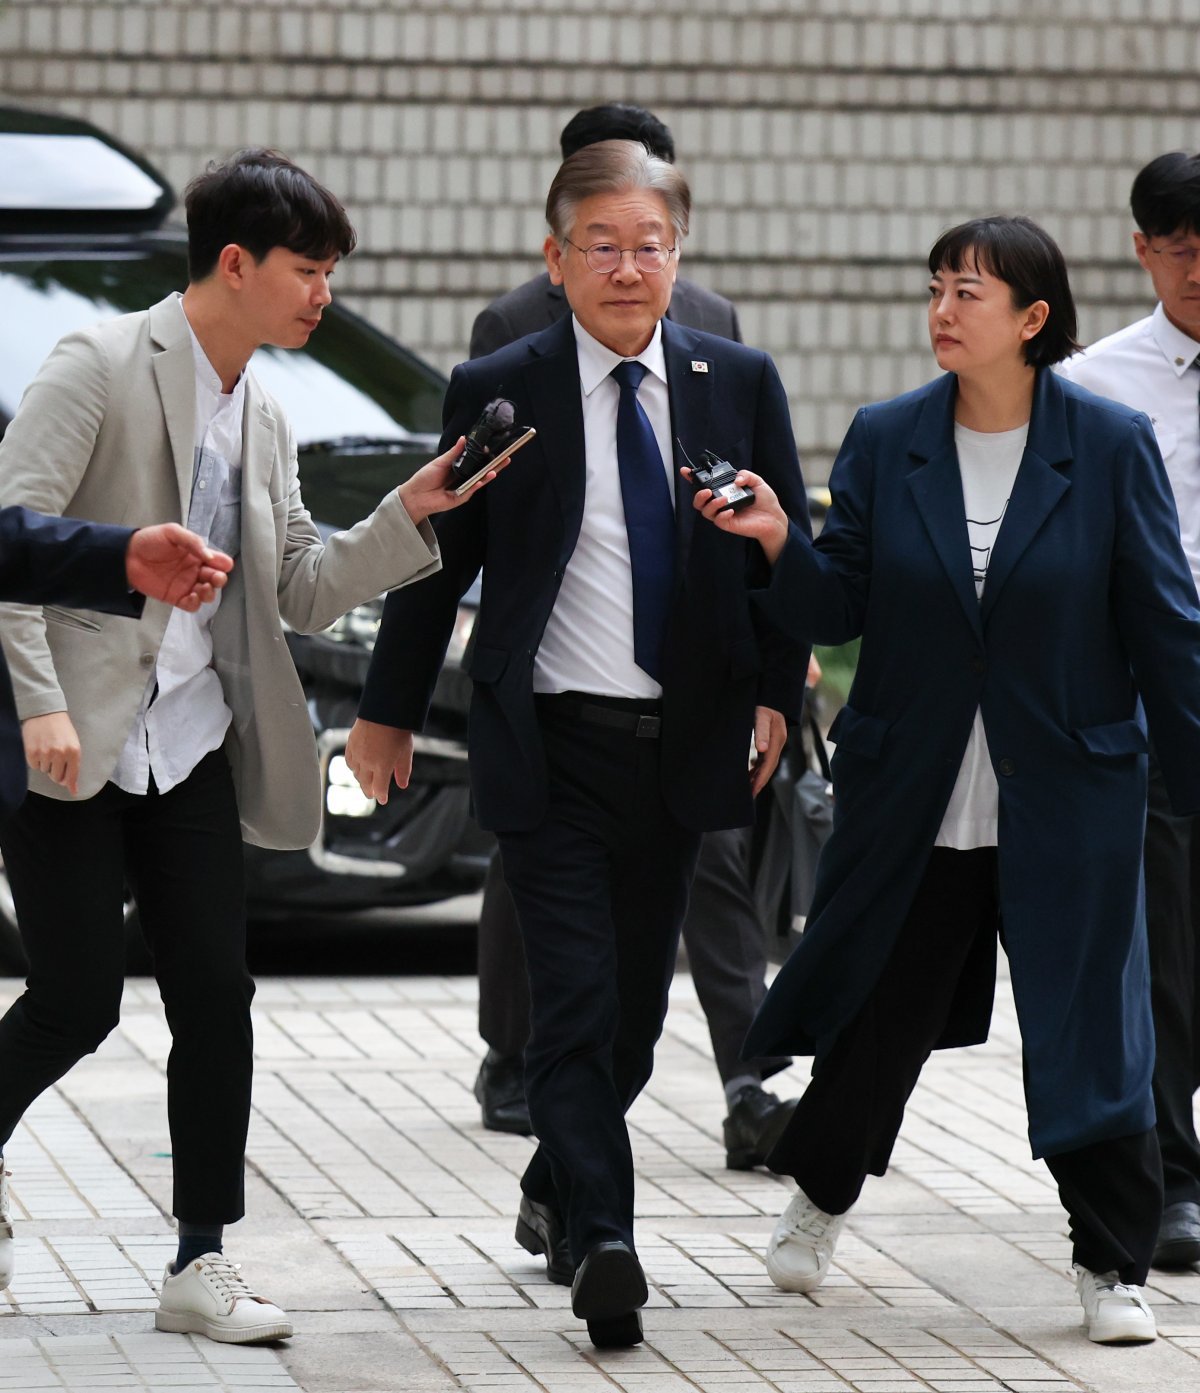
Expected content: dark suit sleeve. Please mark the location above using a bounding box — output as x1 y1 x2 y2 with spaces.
1111 414 1200 814
0 506 143 617
357 365 489 731
748 356 811 720
754 407 874 649
727 303 743 345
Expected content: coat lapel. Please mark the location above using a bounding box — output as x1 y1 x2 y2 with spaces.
148 295 197 520
662 318 709 578
979 369 1072 623
905 375 983 641
521 316 587 559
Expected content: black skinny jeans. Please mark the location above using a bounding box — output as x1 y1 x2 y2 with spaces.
0 749 253 1223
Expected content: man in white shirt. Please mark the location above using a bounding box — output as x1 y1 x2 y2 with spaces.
1059 150 1200 1270
0 149 483 1341
345 140 810 1348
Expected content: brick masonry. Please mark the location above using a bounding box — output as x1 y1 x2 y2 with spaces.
2 0 1197 479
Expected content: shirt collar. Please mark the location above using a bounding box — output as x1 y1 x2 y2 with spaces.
572 316 667 397
1150 301 1200 378
180 299 245 401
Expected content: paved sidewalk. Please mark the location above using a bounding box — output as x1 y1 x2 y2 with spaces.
1 959 1199 1393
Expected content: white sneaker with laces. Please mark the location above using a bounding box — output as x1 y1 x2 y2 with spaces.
156 1252 293 1344
0 1164 13 1290
1073 1265 1156 1344
765 1189 847 1292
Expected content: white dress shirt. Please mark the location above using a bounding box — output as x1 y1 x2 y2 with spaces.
112 309 242 794
533 316 676 698
935 422 1027 850
1058 302 1200 594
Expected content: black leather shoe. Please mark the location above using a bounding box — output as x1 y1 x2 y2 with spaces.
1153 1199 1200 1269
515 1195 574 1286
722 1084 798 1171
571 1241 648 1348
473 1050 532 1135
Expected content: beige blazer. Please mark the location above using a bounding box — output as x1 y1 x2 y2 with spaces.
0 293 441 849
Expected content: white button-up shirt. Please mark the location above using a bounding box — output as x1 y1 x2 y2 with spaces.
532 316 676 699
111 309 243 795
1058 302 1200 592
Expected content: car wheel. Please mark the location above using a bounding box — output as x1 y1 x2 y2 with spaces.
0 849 144 975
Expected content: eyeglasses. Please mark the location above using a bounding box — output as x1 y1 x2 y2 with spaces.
1147 241 1200 269
564 239 677 275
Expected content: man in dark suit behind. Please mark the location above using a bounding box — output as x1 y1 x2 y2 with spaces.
345 140 809 1348
469 103 798 1173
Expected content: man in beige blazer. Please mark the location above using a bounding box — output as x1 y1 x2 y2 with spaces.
0 149 481 1344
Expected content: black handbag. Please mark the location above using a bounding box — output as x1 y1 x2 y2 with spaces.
754 709 834 955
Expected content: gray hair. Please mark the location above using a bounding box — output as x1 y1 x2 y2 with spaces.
545 139 691 245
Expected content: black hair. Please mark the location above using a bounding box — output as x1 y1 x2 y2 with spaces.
927 215 1079 368
183 148 356 282
559 104 676 162
1130 152 1200 239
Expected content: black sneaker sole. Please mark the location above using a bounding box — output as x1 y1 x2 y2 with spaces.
587 1311 643 1348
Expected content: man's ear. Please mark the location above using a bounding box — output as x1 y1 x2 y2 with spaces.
544 235 565 286
217 243 250 288
1133 231 1152 275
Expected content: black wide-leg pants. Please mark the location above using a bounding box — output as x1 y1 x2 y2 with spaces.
768 846 1162 1286
0 749 253 1223
497 696 700 1264
1144 751 1200 1208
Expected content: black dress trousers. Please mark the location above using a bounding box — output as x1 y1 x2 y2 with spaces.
497 695 701 1263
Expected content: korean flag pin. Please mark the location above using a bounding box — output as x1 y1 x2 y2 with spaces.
691 359 709 373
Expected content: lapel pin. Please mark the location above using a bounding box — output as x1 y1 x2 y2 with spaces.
691 360 709 373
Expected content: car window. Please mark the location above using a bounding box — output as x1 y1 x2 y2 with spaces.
0 247 445 443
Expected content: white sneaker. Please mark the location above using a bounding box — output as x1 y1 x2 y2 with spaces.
0 1164 12 1290
765 1189 847 1292
155 1253 293 1344
1073 1265 1157 1344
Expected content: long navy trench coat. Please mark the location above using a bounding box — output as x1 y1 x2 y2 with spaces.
745 368 1200 1158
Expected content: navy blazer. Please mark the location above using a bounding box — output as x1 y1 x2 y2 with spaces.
0 506 140 817
744 368 1200 1158
359 315 809 834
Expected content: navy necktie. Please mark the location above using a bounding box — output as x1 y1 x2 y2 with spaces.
611 359 675 681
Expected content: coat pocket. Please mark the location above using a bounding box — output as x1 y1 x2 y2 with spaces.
467 644 509 683
1072 718 1148 760
43 605 102 634
827 704 889 759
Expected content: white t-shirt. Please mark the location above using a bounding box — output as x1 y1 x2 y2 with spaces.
935 421 1027 849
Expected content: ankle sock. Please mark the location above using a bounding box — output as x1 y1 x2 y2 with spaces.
173 1222 223 1274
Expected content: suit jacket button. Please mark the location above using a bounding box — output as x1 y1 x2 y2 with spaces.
998 757 1015 776
139 653 154 667
970 656 985 675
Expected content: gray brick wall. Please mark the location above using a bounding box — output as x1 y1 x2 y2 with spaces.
2 0 1196 480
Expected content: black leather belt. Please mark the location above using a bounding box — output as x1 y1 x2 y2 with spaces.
536 693 663 739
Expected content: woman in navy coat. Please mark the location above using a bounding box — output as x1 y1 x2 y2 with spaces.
692 216 1200 1346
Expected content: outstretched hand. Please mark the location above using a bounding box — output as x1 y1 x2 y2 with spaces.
683 467 791 564
125 524 234 611
398 437 502 525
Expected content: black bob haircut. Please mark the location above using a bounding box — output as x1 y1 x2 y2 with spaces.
1130 152 1200 239
927 215 1079 368
184 148 356 283
560 104 675 162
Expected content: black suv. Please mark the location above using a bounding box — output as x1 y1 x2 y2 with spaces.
0 107 492 967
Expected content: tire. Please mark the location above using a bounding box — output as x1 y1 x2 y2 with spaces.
0 848 144 975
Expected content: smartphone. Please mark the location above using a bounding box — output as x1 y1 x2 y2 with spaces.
453 426 537 497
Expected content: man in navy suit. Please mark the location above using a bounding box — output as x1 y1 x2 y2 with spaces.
0 508 232 821
345 139 809 1347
